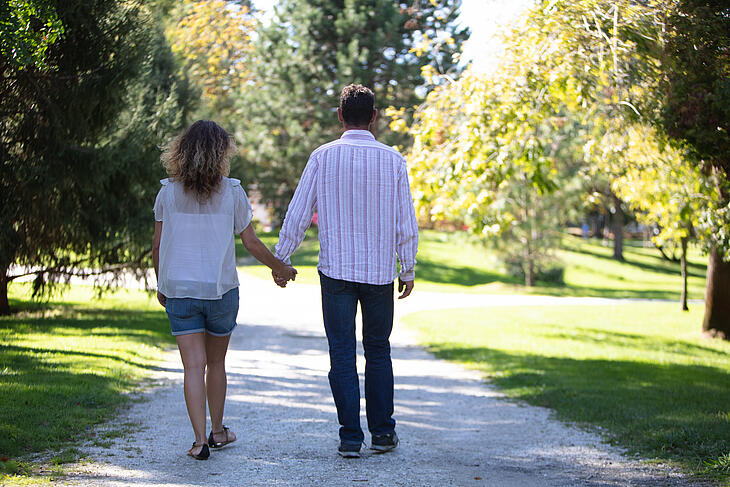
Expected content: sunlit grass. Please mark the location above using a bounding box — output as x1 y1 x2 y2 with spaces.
0 283 173 484
552 237 707 300
403 304 730 482
237 229 707 299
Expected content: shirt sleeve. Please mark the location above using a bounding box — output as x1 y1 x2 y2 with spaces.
395 159 419 281
153 185 165 222
275 155 319 265
233 184 254 234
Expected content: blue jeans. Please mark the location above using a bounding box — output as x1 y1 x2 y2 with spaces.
319 271 396 445
165 287 239 336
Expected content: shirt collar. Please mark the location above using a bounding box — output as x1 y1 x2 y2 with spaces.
341 129 375 140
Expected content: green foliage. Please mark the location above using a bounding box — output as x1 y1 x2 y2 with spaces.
661 0 730 176
607 124 712 252
659 0 730 260
405 0 726 289
236 0 468 218
0 0 63 70
405 303 730 481
50 448 81 465
0 283 174 459
0 459 29 475
0 0 192 308
405 0 633 283
504 257 564 284
164 0 255 123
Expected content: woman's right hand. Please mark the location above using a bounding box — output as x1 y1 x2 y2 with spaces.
156 290 167 307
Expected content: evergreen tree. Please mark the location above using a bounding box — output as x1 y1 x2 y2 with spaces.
0 0 192 314
237 0 468 219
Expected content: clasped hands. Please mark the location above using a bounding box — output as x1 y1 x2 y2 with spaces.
272 262 297 288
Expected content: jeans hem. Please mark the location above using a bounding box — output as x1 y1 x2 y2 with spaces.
205 324 237 337
170 328 205 336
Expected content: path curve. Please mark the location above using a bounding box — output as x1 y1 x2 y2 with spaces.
63 274 702 487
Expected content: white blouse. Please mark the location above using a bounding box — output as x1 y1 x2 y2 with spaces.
154 177 252 300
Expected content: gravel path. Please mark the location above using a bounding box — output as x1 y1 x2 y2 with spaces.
63 274 702 487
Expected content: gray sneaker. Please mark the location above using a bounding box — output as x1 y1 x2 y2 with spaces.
370 432 399 453
338 442 362 458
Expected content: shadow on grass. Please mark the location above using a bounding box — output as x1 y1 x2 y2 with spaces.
522 285 690 300
417 260 695 300
538 327 728 358
0 299 173 458
0 347 142 457
0 344 178 372
561 242 707 279
416 258 522 287
424 341 730 478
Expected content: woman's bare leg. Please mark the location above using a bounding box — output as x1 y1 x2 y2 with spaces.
176 332 208 453
206 333 236 443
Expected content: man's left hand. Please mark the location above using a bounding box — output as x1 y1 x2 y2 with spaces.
398 278 414 299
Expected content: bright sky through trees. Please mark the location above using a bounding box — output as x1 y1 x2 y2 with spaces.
252 0 534 72
460 0 533 72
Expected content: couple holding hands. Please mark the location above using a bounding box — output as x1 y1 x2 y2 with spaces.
152 84 419 460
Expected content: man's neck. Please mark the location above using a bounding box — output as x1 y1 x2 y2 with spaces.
343 125 370 131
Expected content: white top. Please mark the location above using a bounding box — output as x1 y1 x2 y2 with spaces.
275 130 419 285
153 177 252 299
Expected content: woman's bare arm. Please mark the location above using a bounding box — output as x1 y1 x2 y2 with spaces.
239 223 296 284
152 221 166 306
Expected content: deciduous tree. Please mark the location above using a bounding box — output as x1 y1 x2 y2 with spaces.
405 1 651 284
165 0 255 122
610 124 711 310
658 0 730 336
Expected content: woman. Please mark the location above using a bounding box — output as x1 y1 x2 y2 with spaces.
152 120 296 460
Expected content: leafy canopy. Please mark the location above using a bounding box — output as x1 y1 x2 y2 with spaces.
0 0 191 305
236 0 469 217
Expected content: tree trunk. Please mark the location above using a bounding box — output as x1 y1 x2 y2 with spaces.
524 186 535 287
702 246 730 338
0 269 9 316
524 221 535 287
611 192 624 262
525 256 535 287
680 236 688 312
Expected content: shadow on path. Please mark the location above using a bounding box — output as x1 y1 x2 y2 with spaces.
67 317 699 487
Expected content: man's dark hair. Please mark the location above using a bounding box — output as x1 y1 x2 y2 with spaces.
339 84 374 127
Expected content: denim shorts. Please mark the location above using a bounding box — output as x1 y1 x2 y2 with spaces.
165 287 239 337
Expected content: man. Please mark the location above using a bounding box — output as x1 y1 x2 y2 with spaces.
273 84 419 458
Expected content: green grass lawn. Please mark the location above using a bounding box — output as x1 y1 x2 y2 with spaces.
0 283 173 483
554 237 707 300
0 229 711 482
403 304 730 483
237 229 707 299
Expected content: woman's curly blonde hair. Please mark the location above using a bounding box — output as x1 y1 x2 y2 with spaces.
161 120 235 200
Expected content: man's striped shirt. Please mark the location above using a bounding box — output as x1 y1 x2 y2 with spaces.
275 129 419 285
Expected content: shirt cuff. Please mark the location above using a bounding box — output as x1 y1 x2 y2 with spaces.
399 268 415 282
275 252 292 266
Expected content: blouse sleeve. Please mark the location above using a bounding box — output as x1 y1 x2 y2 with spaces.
233 184 253 234
153 181 168 222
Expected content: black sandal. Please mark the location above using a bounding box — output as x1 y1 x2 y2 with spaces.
208 425 236 449
187 441 210 460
